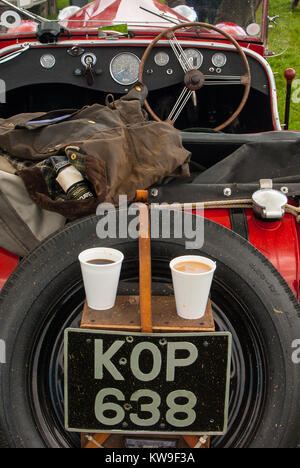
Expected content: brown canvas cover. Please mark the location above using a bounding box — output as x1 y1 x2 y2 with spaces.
0 86 190 255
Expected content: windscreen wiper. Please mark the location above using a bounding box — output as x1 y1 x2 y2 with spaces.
139 6 185 25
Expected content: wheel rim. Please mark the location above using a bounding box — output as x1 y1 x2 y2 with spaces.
28 255 268 448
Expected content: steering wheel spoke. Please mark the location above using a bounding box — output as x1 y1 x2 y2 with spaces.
168 87 193 123
204 75 244 86
168 33 193 73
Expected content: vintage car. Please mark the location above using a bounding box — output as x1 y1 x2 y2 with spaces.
0 0 299 449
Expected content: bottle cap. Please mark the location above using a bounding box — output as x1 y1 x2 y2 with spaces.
50 156 71 175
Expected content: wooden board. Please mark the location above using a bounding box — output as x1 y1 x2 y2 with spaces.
80 295 215 332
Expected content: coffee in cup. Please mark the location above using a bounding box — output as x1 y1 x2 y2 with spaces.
78 247 124 310
173 261 213 274
170 255 216 320
87 259 115 265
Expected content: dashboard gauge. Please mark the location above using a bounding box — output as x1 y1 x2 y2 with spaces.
40 54 56 69
110 53 140 86
154 51 170 67
180 49 203 70
212 53 227 68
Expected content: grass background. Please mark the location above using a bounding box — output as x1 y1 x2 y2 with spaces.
267 0 300 130
56 0 300 130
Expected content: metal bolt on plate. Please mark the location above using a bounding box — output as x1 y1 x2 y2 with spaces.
126 336 134 343
151 188 159 197
281 187 289 194
159 338 167 346
224 188 232 197
123 403 132 411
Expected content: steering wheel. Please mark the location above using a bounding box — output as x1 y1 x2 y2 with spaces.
138 22 251 131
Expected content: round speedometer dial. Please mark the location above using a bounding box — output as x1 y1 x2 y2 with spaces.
110 53 140 86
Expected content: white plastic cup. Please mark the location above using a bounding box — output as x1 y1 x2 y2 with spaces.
170 255 216 320
78 247 124 310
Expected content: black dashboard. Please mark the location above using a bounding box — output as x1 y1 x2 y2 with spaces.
0 43 270 96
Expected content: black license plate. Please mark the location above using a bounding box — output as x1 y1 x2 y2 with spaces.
64 329 232 435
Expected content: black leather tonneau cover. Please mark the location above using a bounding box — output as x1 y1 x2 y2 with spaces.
151 131 300 203
180 131 300 146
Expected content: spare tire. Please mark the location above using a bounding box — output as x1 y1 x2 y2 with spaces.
0 212 299 448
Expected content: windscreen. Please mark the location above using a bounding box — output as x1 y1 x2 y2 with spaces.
185 0 263 29
0 0 266 38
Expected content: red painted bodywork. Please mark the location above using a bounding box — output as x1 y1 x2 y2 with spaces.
8 20 37 34
63 0 195 28
201 209 300 299
215 22 247 37
0 248 19 291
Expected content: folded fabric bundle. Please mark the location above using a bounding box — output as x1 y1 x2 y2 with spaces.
0 85 190 219
0 85 190 255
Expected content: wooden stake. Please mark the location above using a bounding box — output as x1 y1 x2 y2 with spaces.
137 203 152 333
